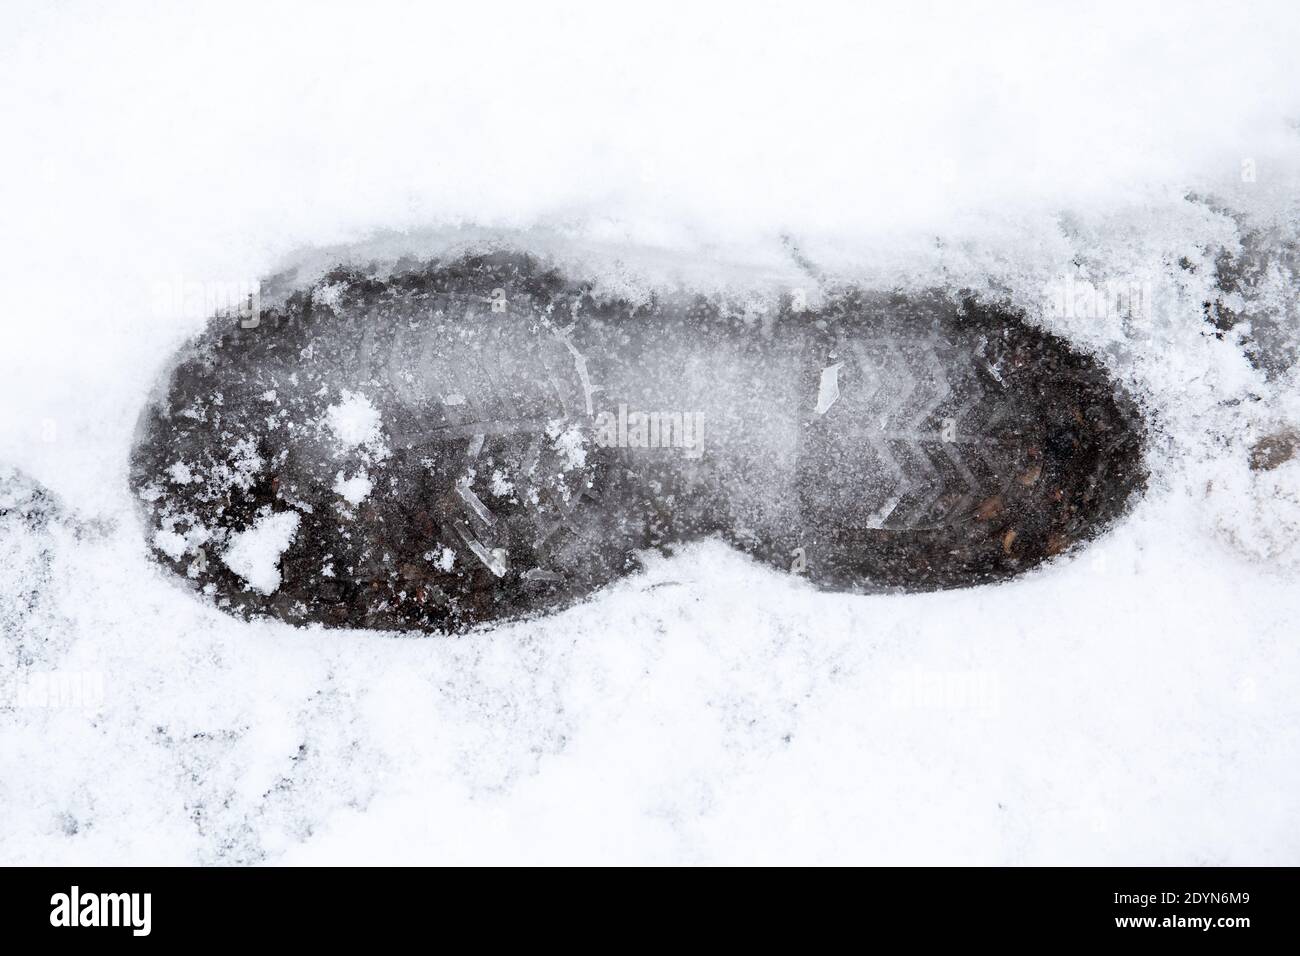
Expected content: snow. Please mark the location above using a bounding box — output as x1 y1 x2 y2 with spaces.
323 391 383 451
152 529 187 562
489 470 515 498
332 471 373 507
548 421 589 471
220 511 302 595
2 0 1300 865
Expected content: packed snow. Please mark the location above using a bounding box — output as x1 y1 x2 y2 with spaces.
221 511 302 595
2 0 1300 864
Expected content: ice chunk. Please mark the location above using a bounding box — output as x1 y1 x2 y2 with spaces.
815 362 844 415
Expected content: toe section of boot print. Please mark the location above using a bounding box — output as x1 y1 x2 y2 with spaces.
792 291 1146 591
130 251 1146 632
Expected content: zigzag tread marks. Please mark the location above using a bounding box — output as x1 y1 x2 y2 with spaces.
414 318 603 584
834 332 1017 530
337 306 548 586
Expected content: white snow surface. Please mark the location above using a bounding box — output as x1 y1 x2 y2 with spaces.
3 0 1300 864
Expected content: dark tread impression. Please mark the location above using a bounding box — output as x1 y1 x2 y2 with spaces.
130 251 1146 632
